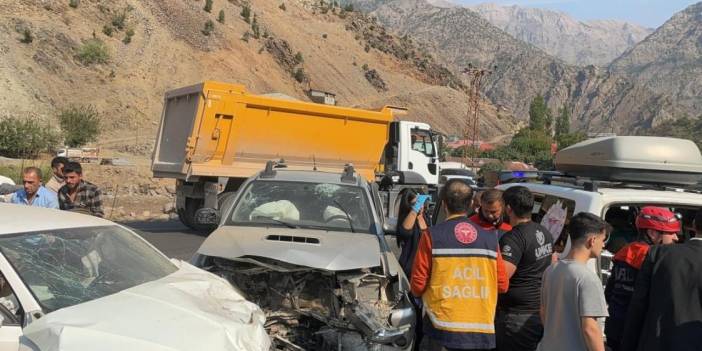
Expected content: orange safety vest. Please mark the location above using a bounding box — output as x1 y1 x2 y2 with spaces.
422 217 500 349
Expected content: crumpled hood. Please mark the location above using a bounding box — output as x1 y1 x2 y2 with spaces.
23 261 270 351
197 226 383 271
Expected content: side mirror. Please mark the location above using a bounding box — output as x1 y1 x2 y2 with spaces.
194 208 220 226
383 218 398 235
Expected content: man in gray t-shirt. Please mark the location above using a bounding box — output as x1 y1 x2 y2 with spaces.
538 213 610 351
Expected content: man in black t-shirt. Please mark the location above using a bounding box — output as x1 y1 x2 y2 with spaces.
496 186 553 351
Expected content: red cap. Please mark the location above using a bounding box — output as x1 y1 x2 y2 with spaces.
635 206 681 233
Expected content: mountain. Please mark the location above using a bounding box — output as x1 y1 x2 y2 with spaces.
610 2 702 117
347 0 677 133
469 3 652 67
0 0 519 151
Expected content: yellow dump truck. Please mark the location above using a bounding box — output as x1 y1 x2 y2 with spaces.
152 81 438 230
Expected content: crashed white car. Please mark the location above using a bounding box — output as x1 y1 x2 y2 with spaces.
192 168 416 350
0 203 269 351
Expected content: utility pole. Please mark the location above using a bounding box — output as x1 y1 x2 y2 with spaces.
462 64 492 166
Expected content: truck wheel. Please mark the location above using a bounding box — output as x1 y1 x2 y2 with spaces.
179 198 215 234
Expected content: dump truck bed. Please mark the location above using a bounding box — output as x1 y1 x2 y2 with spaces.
152 81 394 181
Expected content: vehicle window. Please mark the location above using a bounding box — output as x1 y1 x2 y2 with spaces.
0 273 21 326
603 204 701 253
532 193 576 253
230 181 376 234
0 226 177 313
410 129 435 157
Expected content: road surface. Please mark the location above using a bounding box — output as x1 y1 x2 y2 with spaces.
124 220 206 260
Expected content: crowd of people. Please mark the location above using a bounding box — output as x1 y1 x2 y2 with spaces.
396 179 702 351
4 157 104 217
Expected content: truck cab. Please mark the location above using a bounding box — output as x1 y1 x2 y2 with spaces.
384 121 438 186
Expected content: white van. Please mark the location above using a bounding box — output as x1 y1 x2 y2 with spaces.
498 136 702 284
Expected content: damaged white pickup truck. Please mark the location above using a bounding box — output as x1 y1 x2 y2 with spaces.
192 166 417 350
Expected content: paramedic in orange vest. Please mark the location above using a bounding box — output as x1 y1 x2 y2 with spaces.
412 179 510 351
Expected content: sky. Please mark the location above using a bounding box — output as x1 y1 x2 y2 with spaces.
456 0 700 28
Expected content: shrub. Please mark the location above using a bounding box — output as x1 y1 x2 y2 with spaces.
218 10 225 23
294 67 306 83
76 39 109 65
102 24 114 37
361 63 369 71
344 3 353 12
111 11 127 30
204 0 213 13
58 105 101 147
279 3 286 11
251 15 260 38
68 0 79 8
202 20 215 36
0 116 60 158
123 28 134 44
294 51 303 64
241 5 251 23
20 28 33 44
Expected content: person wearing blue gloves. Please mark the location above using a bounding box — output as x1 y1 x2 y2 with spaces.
396 189 431 351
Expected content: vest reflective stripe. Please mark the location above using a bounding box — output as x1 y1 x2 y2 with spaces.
432 248 498 258
422 219 500 348
426 310 495 332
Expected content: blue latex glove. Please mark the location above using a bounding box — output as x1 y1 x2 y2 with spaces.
412 195 430 213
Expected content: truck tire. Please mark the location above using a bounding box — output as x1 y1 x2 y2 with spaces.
179 198 216 234
179 194 236 236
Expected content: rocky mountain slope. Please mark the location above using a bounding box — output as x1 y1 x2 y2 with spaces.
469 3 652 67
610 2 702 116
0 0 520 151
348 0 677 133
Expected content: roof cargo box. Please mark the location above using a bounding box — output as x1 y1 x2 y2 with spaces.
554 136 702 186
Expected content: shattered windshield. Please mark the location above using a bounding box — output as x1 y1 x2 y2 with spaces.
230 181 376 234
0 226 177 313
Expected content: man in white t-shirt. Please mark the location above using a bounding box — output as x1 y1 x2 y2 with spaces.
538 213 610 351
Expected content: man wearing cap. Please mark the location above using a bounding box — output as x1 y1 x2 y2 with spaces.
604 206 680 351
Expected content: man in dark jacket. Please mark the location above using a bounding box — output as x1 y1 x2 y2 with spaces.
604 207 680 350
619 210 702 351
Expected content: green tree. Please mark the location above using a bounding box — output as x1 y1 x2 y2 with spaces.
344 3 353 11
528 95 549 131
218 9 225 23
68 0 79 8
122 28 134 44
555 106 571 137
294 51 304 64
241 5 251 23
0 117 59 158
204 0 213 13
58 105 101 147
556 132 587 150
279 3 286 10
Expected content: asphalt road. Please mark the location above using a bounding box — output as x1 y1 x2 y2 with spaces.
123 220 206 261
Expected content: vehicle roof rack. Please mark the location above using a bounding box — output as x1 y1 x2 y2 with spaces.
260 160 277 179
541 172 702 194
341 164 357 183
